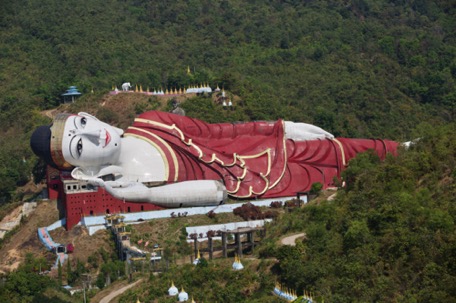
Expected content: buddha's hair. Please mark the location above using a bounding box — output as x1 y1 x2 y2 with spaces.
30 113 74 170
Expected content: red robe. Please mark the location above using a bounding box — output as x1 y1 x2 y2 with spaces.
125 111 398 199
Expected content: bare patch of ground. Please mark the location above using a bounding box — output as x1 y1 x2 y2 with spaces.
0 205 23 226
49 225 114 265
0 200 59 274
280 233 306 246
0 199 114 274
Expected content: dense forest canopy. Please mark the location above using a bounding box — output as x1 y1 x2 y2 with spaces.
0 1 454 199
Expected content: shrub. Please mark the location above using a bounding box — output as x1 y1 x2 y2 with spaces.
233 203 265 220
310 182 323 195
284 199 300 208
206 230 216 238
270 201 283 208
264 210 278 219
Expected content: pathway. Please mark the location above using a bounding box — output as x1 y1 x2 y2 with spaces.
99 279 143 303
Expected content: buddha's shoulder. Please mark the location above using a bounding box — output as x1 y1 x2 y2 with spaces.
121 136 159 153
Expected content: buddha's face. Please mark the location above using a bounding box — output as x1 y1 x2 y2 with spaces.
61 112 123 169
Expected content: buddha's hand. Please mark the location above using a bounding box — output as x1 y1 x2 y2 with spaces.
85 177 143 190
85 177 106 188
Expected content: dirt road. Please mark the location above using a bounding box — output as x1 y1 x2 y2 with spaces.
98 279 143 303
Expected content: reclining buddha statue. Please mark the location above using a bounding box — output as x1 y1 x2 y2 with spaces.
30 111 398 208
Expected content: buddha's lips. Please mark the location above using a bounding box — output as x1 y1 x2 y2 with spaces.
104 130 111 148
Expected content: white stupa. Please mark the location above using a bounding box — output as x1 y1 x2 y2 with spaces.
178 287 189 302
168 281 178 296
232 254 244 271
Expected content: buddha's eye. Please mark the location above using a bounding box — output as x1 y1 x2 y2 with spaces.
80 117 87 128
77 139 83 156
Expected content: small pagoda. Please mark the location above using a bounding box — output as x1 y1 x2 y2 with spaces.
62 86 82 103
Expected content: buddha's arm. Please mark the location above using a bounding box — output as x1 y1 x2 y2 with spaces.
88 179 227 208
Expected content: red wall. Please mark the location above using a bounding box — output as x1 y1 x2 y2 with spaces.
63 189 163 229
46 166 62 200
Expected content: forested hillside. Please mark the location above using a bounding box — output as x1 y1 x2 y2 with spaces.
0 1 454 201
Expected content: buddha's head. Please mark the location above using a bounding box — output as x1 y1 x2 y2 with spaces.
31 112 123 172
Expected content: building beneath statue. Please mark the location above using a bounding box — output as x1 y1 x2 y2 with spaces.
47 166 163 230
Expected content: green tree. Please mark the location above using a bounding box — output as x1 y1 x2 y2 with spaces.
96 272 105 290
66 257 73 285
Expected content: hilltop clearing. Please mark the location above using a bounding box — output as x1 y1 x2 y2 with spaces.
40 90 242 129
